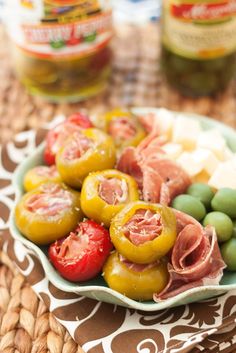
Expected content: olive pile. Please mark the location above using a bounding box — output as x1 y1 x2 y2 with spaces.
172 184 236 271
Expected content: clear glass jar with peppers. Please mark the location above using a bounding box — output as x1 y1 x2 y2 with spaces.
5 1 113 102
161 0 236 97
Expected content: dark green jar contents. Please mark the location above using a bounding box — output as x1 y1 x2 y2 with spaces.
161 46 236 97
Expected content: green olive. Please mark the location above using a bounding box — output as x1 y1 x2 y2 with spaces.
169 55 196 74
172 194 206 221
184 72 219 96
161 45 234 97
232 220 236 238
187 183 215 209
211 188 236 218
221 238 236 271
201 57 226 72
203 212 233 243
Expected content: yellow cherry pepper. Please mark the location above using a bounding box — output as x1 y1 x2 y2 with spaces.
99 108 146 151
56 128 116 189
103 251 169 301
15 182 83 245
23 165 61 192
81 169 140 227
110 201 177 264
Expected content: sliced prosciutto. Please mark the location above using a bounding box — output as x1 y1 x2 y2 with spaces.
26 183 73 217
44 113 93 165
117 134 191 205
98 177 128 205
108 118 137 143
154 211 226 301
62 132 93 161
123 209 163 246
116 147 143 188
145 158 191 202
138 112 159 134
34 165 59 178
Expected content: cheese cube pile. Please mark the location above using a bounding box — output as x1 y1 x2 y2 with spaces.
208 158 236 190
162 143 183 160
177 149 220 177
149 110 236 189
197 129 227 160
172 116 201 150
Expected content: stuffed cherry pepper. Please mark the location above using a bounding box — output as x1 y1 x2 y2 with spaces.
56 128 116 189
100 108 146 151
44 112 93 165
81 169 139 227
23 165 61 192
103 252 169 300
110 201 177 264
15 182 83 245
49 220 113 282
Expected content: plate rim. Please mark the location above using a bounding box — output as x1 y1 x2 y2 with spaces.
9 108 236 311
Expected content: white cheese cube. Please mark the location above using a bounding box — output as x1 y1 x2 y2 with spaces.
177 148 220 177
223 146 235 161
193 148 220 175
208 159 236 190
155 108 175 137
177 152 203 177
197 129 226 160
172 116 201 149
162 143 183 160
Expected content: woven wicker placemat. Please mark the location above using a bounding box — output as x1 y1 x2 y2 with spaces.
0 23 235 144
0 21 236 353
0 251 84 353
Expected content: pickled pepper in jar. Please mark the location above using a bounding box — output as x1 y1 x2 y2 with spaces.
6 0 113 102
161 1 236 97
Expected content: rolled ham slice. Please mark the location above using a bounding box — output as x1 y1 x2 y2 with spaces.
116 147 143 188
26 183 73 217
123 209 163 246
98 177 128 205
117 135 190 205
62 132 93 161
108 117 137 142
154 211 226 301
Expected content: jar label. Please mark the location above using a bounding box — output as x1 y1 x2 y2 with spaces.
6 0 112 59
163 0 236 59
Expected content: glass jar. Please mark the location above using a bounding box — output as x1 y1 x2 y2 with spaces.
5 0 113 102
161 0 236 97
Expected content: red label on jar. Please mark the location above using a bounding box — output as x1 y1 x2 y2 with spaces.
6 0 112 59
22 11 112 45
163 0 236 60
171 1 236 20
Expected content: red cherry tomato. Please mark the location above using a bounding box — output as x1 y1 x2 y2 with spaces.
48 220 113 282
44 113 93 165
67 113 93 129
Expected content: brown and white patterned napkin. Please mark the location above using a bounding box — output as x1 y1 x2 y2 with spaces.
1 125 236 353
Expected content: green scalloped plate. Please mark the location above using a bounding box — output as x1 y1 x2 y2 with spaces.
9 108 236 311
